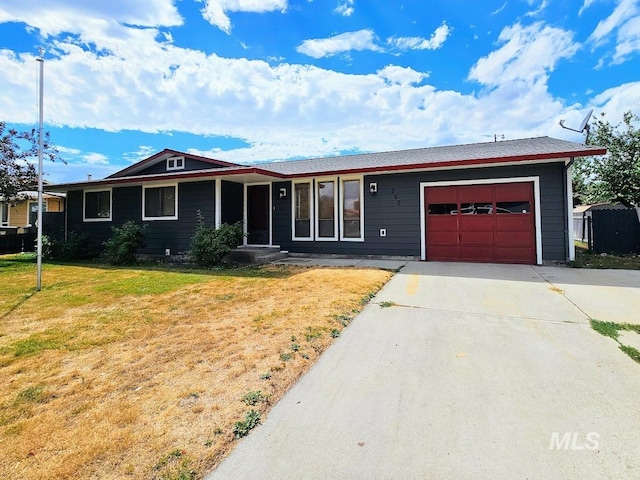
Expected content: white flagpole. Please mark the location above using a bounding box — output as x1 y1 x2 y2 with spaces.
36 55 44 291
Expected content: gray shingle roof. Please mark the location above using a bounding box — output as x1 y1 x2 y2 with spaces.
258 136 604 176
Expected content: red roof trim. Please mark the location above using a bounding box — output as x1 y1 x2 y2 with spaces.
108 148 242 178
283 149 607 178
57 167 285 189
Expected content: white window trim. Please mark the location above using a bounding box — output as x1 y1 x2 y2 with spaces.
1 201 9 226
83 188 112 222
142 183 178 221
166 156 185 171
243 182 273 247
419 177 542 265
339 175 365 242
292 179 314 241
315 177 339 241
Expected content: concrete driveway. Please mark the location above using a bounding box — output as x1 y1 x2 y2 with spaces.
207 262 640 480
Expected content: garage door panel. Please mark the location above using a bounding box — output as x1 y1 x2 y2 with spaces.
425 181 536 265
428 245 459 259
494 183 532 201
460 216 494 232
426 187 457 203
495 231 531 247
460 231 494 245
496 215 532 232
460 246 494 261
458 185 493 203
429 231 459 244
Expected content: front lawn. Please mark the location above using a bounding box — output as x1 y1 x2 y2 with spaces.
573 241 640 269
0 255 392 479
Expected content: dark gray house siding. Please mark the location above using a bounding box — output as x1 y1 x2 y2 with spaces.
272 181 292 246
134 158 225 176
67 181 216 255
275 163 568 262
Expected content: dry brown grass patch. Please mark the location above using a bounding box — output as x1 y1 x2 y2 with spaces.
0 257 391 479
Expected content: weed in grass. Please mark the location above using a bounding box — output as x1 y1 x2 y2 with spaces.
290 342 300 352
305 327 323 342
259 372 271 380
233 410 261 438
301 353 310 360
590 320 620 340
620 345 640 364
379 301 396 308
360 292 376 305
330 329 340 338
334 314 352 326
12 335 64 357
280 353 292 362
155 449 195 480
240 390 267 406
214 427 223 435
16 385 46 404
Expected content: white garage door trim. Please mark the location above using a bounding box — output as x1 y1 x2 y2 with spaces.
419 176 542 265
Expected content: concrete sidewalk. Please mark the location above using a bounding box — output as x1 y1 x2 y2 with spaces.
207 262 640 480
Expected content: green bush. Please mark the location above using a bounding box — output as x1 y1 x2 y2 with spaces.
189 214 244 268
42 231 101 261
103 221 147 265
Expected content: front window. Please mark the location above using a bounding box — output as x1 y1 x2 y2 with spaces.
317 180 336 239
143 185 177 220
341 179 363 240
1 202 8 226
293 182 312 239
84 190 111 221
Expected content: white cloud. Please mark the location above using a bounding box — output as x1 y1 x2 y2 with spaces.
612 14 640 62
0 4 630 180
492 2 508 15
199 0 288 34
334 0 354 16
468 22 578 88
589 0 639 45
0 0 182 36
579 0 596 16
388 22 451 51
525 0 549 17
297 29 382 58
124 146 157 163
83 152 109 165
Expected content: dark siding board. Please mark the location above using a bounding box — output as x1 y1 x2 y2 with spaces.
66 182 216 256
221 181 243 225
272 181 291 246
140 182 215 254
137 158 226 176
275 163 568 261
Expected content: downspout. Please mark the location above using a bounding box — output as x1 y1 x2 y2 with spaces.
565 158 575 262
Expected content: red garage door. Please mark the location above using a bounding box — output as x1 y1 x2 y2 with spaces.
425 182 536 264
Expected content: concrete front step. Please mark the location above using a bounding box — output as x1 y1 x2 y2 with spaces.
226 247 288 265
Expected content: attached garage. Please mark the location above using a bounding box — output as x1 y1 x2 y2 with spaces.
422 179 540 264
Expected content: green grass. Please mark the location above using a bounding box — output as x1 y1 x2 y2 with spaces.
573 242 640 270
590 319 640 364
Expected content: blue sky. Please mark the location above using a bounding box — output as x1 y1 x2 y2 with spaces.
1 0 639 183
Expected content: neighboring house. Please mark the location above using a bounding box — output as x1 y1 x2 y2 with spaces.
50 138 605 265
0 192 65 232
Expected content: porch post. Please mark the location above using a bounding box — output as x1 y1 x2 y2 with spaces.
215 178 222 229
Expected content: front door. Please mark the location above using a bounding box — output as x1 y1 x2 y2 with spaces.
247 185 270 245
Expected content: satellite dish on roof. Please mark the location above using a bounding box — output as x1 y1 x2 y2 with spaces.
559 109 593 143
